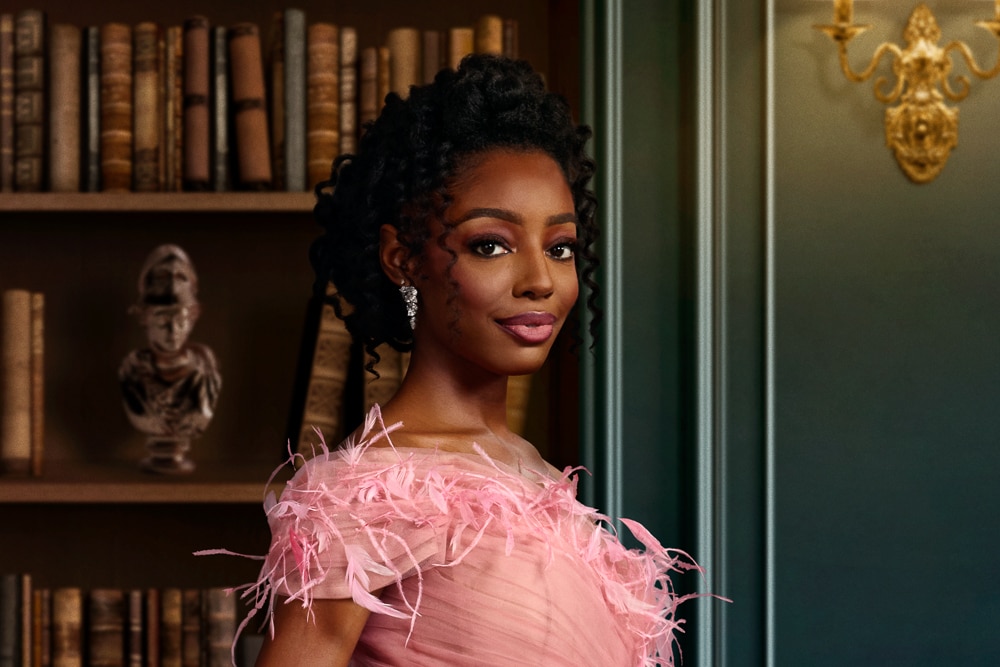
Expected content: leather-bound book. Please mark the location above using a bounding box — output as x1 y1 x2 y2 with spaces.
28 292 43 477
474 14 503 55
228 22 272 189
211 26 229 192
338 26 357 157
99 22 132 192
179 590 199 667
133 22 162 191
1 289 31 475
201 589 234 667
48 24 81 192
182 16 210 190
163 26 183 192
159 588 181 667
306 22 338 190
376 46 389 114
144 589 160 667
51 588 82 667
126 590 143 667
359 46 377 127
1 13 14 191
88 589 125 667
82 26 100 192
282 8 306 192
447 27 473 69
422 30 444 84
13 9 46 192
503 18 519 58
266 11 285 190
385 27 419 99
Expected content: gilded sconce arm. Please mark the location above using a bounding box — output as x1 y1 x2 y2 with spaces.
837 40 905 102
942 33 1000 100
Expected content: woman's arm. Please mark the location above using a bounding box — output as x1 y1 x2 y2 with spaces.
254 597 372 667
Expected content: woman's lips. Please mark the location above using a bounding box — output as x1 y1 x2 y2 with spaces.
496 312 557 344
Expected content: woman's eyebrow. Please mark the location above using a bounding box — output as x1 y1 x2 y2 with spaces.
452 207 578 226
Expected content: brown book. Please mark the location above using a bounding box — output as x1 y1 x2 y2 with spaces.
211 26 229 192
266 11 285 190
503 18 519 59
82 26 100 192
377 46 390 115
385 27 419 99
359 46 377 128
282 8 306 192
144 589 160 667
447 27 473 69
28 292 42 478
338 27 357 157
179 590 199 667
158 588 180 667
32 588 50 667
48 24 81 192
19 574 30 667
421 30 444 84
296 291 352 455
474 15 503 55
13 9 46 192
182 16 210 190
228 23 272 189
1 13 17 192
163 26 183 192
99 23 132 192
1 289 31 475
306 22 338 190
126 591 142 667
88 589 124 667
201 589 234 667
133 22 162 192
51 588 82 667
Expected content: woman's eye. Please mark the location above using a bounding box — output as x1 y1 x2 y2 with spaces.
548 242 576 261
470 238 510 257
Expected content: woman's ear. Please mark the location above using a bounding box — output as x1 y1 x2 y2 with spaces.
379 224 410 285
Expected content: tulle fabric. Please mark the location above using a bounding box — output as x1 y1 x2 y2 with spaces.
219 406 701 666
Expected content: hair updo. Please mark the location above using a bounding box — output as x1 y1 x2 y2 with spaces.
310 53 599 364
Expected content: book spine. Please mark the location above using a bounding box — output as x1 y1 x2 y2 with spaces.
160 588 181 667
179 590 199 667
421 30 443 85
88 589 124 667
359 46 377 128
1 290 31 475
1 574 20 667
385 27 419 99
99 23 132 193
29 292 43 478
133 22 162 192
126 591 142 667
32 588 50 667
296 293 352 454
306 22 338 191
50 588 81 667
228 23 272 190
266 11 285 191
474 14 504 55
201 589 234 667
283 8 306 192
144 589 160 667
377 47 389 113
502 18 519 59
1 14 16 192
338 27 357 157
447 27 473 69
182 16 210 190
48 24 81 193
18 575 30 667
211 26 229 192
163 27 182 192
82 27 100 192
13 9 46 192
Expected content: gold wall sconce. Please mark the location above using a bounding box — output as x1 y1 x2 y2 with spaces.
814 1 1000 183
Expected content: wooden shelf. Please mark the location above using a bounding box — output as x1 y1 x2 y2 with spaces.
0 462 291 504
0 192 315 213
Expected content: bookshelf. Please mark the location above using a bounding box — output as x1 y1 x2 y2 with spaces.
0 3 582 660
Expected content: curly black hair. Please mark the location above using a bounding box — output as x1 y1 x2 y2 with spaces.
310 53 599 366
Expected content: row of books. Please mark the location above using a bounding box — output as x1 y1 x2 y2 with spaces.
0 289 44 478
0 9 519 194
0 574 249 667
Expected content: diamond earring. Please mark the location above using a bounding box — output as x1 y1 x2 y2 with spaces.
400 283 418 331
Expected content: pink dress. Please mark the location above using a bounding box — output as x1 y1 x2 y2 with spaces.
236 408 699 666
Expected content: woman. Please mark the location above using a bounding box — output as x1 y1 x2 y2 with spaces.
241 54 698 666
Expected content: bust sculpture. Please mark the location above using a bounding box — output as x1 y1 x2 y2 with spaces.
118 244 222 473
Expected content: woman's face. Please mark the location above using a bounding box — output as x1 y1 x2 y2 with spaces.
411 149 580 378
